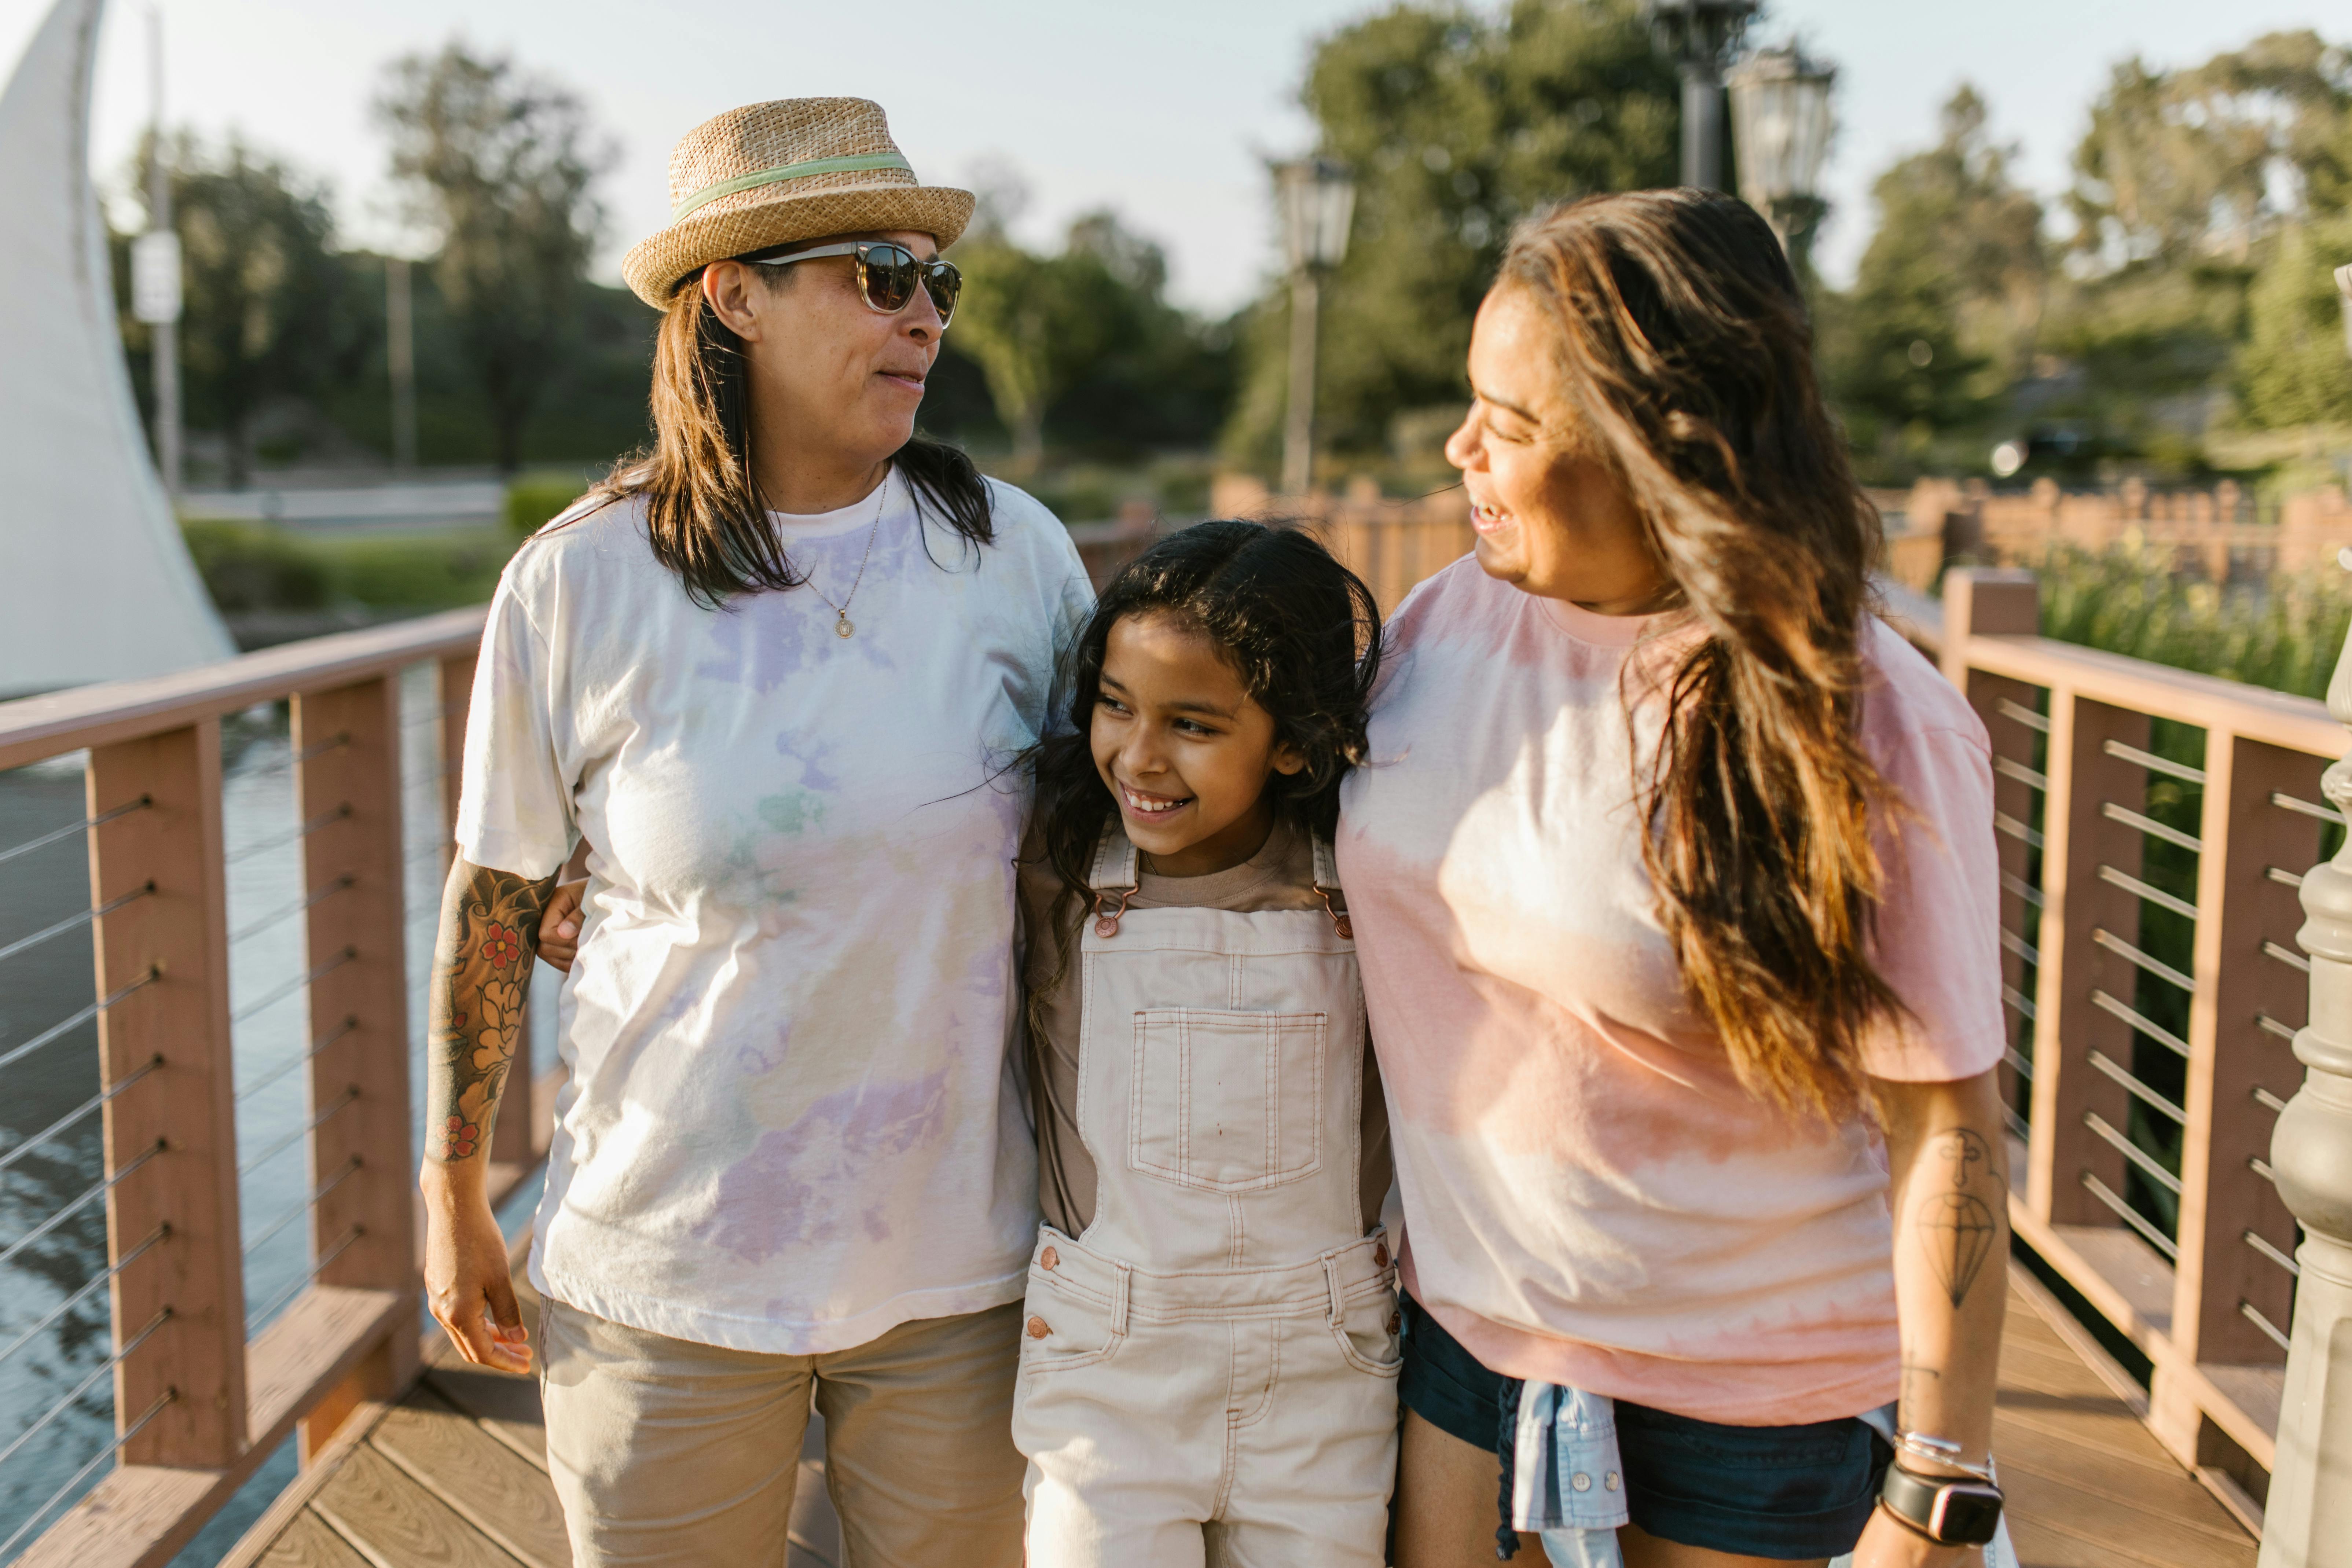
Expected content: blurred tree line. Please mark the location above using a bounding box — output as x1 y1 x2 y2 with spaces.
114 44 1231 486
1223 1 2352 493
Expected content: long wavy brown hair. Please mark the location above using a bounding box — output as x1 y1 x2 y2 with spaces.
582 249 992 607
1496 188 1902 1120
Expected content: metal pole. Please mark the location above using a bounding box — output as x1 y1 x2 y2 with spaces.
386 257 417 472
2259 262 2352 1568
146 8 180 499
1281 267 1320 497
1682 69 1724 191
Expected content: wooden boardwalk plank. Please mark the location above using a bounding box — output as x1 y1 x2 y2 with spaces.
235 1259 2259 1568
1996 1277 2254 1568
256 1512 371 1568
370 1392 573 1568
312 1445 528 1568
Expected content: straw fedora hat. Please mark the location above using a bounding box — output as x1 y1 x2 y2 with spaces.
623 98 973 307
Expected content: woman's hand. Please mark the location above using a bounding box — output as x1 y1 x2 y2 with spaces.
538 880 585 972
422 1167 531 1372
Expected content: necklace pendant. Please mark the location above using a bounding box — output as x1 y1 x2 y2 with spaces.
835 612 855 639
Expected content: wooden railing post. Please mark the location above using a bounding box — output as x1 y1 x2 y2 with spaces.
434 650 474 880
2163 734 2315 1462
1941 570 2045 1159
291 678 419 1458
86 720 247 1466
2261 614 2352 1565
2030 688 2154 1232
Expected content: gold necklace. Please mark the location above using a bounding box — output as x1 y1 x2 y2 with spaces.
806 474 888 638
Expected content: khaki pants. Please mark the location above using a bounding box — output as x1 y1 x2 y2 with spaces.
540 1296 1026 1568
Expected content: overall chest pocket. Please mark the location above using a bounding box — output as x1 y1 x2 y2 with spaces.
1126 1009 1327 1192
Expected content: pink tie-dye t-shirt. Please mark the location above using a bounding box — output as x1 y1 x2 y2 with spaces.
1337 558 2003 1425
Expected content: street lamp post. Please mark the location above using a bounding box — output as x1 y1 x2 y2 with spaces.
1726 45 1838 272
1277 157 1356 498
1645 0 1759 191
129 6 182 500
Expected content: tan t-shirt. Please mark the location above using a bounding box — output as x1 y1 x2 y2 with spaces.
1019 815 1393 1238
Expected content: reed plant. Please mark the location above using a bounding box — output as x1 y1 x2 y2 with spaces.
2034 542 2352 701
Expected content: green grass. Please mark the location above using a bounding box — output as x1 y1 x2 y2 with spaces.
181 521 520 613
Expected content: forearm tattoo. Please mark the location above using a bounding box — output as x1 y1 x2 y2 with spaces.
1914 1127 2003 1308
426 862 557 1165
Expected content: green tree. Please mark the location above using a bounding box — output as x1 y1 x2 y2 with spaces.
1824 87 2046 465
1225 0 1678 467
135 133 346 486
376 43 611 473
2234 213 2352 428
2069 33 2349 269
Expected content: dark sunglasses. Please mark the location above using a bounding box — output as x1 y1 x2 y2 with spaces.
750 241 961 327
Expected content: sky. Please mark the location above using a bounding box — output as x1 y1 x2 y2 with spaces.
0 0 2338 312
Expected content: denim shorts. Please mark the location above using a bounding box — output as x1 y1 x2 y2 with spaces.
1398 1294 1889 1560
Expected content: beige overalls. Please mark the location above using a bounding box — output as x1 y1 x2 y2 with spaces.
1012 827 1400 1568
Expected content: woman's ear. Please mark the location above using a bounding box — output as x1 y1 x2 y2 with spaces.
1270 740 1309 778
702 260 766 341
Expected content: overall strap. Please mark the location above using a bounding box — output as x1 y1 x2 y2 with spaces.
1312 836 1352 940
1088 825 1140 937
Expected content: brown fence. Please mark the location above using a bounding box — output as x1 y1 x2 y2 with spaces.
1897 478 2352 590
0 611 557 1568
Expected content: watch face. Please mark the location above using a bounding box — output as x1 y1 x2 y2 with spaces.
1929 1484 2006 1545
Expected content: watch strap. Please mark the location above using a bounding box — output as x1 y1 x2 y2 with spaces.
1880 1461 2005 1545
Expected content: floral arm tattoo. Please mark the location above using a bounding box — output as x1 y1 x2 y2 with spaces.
426 860 558 1166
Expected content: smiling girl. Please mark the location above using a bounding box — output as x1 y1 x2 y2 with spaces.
1012 521 1398 1567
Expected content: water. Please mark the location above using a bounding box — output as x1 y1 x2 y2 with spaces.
0 667 556 1563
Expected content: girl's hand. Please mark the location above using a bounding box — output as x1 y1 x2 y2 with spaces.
538 880 586 972
1849 1507 1982 1567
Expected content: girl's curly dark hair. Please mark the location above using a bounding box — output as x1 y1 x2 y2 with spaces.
1027 518 1382 931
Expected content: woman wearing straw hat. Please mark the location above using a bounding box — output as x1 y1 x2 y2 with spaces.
418 98 1090 1567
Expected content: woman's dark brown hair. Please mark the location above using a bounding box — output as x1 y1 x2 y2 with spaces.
583 250 992 607
1497 188 1900 1120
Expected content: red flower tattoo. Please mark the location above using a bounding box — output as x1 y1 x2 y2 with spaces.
442 1114 478 1160
479 922 520 970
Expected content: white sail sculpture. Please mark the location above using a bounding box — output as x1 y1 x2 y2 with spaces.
0 0 230 698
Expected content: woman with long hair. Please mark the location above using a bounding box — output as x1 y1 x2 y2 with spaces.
1341 188 2010 1567
419 99 1090 1567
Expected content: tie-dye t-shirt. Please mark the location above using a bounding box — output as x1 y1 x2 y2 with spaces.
1337 558 2003 1425
456 470 1093 1354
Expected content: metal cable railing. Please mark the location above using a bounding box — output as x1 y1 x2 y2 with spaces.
2243 1229 2301 1280
233 1016 358 1107
1993 756 2048 791
0 968 160 1076
2268 864 2305 891
0 1224 168 1377
245 1226 364 1332
2001 928 2040 965
0 881 154 967
1994 698 2048 734
2240 1301 2292 1354
2263 939 2311 975
0 796 150 871
0 1307 171 1475
0 1056 161 1183
223 803 350 869
2253 1083 2292 1113
0 1387 176 1563
2270 790 2345 828
230 732 351 782
2085 1048 2186 1121
2000 871 2044 908
2100 800 2202 854
2088 988 2191 1058
2091 929 2197 994
2001 984 2036 1021
241 1158 362 1259
235 1087 359 1180
0 1142 163 1275
2097 863 2199 922
2102 739 2206 785
1995 811 2044 849
2080 1169 2180 1260
2083 1110 2184 1196
229 948 357 1027
227 875 354 947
